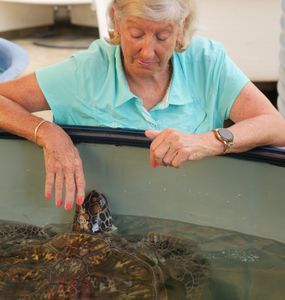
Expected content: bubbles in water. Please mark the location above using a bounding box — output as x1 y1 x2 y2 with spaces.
206 248 260 263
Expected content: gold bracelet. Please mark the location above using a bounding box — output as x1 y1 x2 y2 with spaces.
31 120 49 144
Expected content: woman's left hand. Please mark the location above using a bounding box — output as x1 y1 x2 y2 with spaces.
145 128 222 168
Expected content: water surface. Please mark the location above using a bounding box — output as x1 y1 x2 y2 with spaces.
0 215 284 300
113 215 285 300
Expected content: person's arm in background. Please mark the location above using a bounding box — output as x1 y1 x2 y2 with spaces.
0 73 85 210
145 82 285 167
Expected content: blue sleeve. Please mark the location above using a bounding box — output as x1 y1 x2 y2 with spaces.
211 45 249 120
199 40 250 123
188 38 249 128
35 57 80 124
35 40 111 125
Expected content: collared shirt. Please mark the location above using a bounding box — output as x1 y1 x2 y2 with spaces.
36 36 249 133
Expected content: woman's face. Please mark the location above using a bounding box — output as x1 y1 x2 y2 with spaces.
116 16 182 78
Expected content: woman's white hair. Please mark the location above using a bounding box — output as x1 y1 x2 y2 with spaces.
106 0 197 52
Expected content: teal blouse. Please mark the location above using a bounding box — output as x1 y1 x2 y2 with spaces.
36 36 249 133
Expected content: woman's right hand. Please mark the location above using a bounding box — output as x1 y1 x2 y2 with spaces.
36 122 86 210
0 74 85 210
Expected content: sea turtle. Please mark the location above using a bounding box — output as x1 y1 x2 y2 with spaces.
0 190 209 300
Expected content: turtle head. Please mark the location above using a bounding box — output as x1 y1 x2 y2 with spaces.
73 190 117 234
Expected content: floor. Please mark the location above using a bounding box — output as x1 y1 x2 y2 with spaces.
16 38 77 76
14 27 98 76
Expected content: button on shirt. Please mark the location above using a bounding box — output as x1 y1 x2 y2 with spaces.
35 36 249 133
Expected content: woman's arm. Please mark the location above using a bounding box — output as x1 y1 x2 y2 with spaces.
228 81 285 150
0 73 50 138
145 82 285 167
0 73 85 209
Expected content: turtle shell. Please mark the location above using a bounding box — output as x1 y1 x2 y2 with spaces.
0 228 209 299
0 231 168 299
0 190 209 299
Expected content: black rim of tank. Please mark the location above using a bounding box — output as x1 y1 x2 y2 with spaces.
0 124 285 167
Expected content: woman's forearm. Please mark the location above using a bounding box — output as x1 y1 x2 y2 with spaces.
0 74 51 142
228 114 285 153
0 94 46 142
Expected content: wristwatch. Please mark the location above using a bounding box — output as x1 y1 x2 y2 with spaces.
213 128 234 153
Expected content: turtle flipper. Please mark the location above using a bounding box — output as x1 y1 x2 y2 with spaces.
140 232 209 300
0 220 54 242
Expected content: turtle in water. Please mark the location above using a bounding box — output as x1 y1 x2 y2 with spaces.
0 190 209 300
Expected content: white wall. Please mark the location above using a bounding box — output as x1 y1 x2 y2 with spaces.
197 0 280 82
0 0 280 81
70 4 97 27
0 2 53 32
86 0 281 81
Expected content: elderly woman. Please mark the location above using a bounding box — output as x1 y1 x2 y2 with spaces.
0 0 284 210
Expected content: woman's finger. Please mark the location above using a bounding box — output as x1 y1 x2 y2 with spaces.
171 150 189 168
162 144 180 166
154 142 172 165
54 168 64 207
150 129 180 166
74 153 85 205
149 134 171 166
44 171 54 200
64 172 76 211
44 148 55 200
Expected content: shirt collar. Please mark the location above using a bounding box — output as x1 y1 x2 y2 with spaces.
168 52 193 105
114 46 135 108
114 48 193 108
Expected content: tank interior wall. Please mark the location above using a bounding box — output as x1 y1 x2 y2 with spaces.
0 139 284 243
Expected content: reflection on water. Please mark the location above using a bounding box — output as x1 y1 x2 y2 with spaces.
1 215 285 300
114 215 285 300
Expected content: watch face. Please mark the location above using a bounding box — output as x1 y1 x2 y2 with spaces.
218 128 234 142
